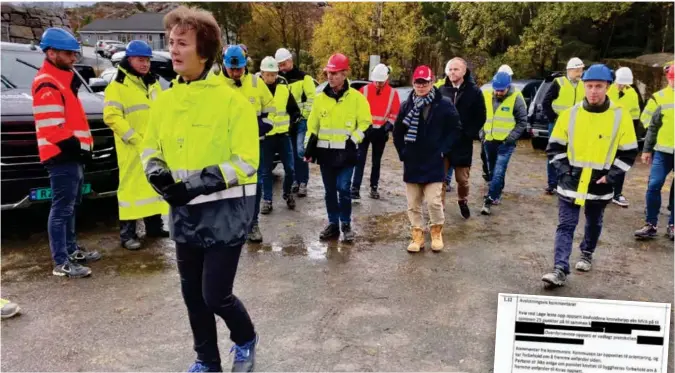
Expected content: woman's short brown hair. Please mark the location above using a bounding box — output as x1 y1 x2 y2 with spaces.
164 6 222 67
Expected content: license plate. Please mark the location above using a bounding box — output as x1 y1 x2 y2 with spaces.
29 184 92 201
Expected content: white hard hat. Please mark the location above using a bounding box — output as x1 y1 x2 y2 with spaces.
370 63 389 82
615 67 633 85
260 56 279 72
497 64 513 76
566 57 585 70
274 48 292 63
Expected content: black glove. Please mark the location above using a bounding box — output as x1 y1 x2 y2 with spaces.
346 137 357 152
80 149 93 164
384 122 394 132
56 136 81 157
147 166 175 195
161 181 192 207
364 126 373 138
504 138 516 146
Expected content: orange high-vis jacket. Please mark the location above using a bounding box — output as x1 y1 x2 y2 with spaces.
359 82 401 128
31 60 92 163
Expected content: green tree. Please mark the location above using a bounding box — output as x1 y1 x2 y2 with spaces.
310 2 424 80
184 2 252 45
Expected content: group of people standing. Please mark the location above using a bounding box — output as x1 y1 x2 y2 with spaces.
26 3 673 371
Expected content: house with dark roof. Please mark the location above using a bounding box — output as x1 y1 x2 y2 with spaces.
79 12 167 50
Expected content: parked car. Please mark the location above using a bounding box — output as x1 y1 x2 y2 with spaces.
104 43 127 59
94 40 124 58
527 72 563 150
0 42 118 211
89 66 173 93
528 72 646 150
395 86 412 102
109 50 176 83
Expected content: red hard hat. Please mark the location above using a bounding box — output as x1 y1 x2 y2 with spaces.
324 53 349 72
412 65 434 82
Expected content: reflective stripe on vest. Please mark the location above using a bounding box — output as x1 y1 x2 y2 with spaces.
119 196 164 208
267 83 292 135
172 167 257 205
552 77 583 114
556 187 614 201
483 89 518 141
567 104 622 170
654 90 675 153
33 71 93 161
363 85 397 128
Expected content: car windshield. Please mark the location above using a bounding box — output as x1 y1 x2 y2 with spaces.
396 87 412 102
1 49 47 89
1 49 90 93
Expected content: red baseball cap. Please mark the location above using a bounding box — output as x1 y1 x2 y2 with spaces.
413 65 434 82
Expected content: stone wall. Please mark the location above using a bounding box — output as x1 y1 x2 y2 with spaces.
1 3 72 45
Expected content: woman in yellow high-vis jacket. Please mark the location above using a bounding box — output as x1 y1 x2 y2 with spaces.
103 40 168 250
141 6 259 372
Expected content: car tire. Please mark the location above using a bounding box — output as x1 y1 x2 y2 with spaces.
531 137 548 151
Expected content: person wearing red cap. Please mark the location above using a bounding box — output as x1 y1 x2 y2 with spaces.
634 64 675 241
393 65 462 253
303 53 371 242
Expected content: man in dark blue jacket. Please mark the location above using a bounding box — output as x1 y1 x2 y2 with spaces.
394 65 462 254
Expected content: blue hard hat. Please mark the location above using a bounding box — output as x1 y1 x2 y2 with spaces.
126 40 152 57
224 45 247 69
582 64 613 83
39 27 80 52
491 71 511 91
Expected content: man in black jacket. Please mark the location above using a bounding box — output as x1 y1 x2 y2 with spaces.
437 57 487 219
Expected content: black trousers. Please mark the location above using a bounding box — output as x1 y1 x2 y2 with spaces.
176 242 256 364
119 214 163 242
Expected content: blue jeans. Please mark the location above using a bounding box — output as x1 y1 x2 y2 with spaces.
319 164 354 225
352 134 386 190
251 144 263 227
554 198 606 274
546 122 557 189
484 141 516 201
292 119 309 185
445 166 454 185
46 162 83 265
645 151 674 226
261 134 295 201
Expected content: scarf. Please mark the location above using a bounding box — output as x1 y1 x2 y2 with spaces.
403 87 436 142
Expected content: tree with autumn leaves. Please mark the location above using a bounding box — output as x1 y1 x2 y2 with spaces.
186 2 673 84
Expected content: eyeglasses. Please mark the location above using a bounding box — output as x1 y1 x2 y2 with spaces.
413 80 431 86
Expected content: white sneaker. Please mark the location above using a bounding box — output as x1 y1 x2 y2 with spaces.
612 195 629 207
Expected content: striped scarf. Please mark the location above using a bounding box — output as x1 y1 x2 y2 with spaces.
403 88 436 142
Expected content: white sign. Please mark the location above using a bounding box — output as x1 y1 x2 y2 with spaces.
494 293 671 373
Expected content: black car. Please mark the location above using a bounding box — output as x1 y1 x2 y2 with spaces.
0 42 118 211
528 72 646 151
527 72 563 150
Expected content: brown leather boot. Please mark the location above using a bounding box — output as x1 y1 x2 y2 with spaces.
407 227 425 253
430 224 444 252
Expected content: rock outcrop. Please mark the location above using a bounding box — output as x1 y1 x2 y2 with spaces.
1 3 72 44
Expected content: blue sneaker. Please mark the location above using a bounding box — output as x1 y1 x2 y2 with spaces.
230 334 258 372
187 361 222 372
